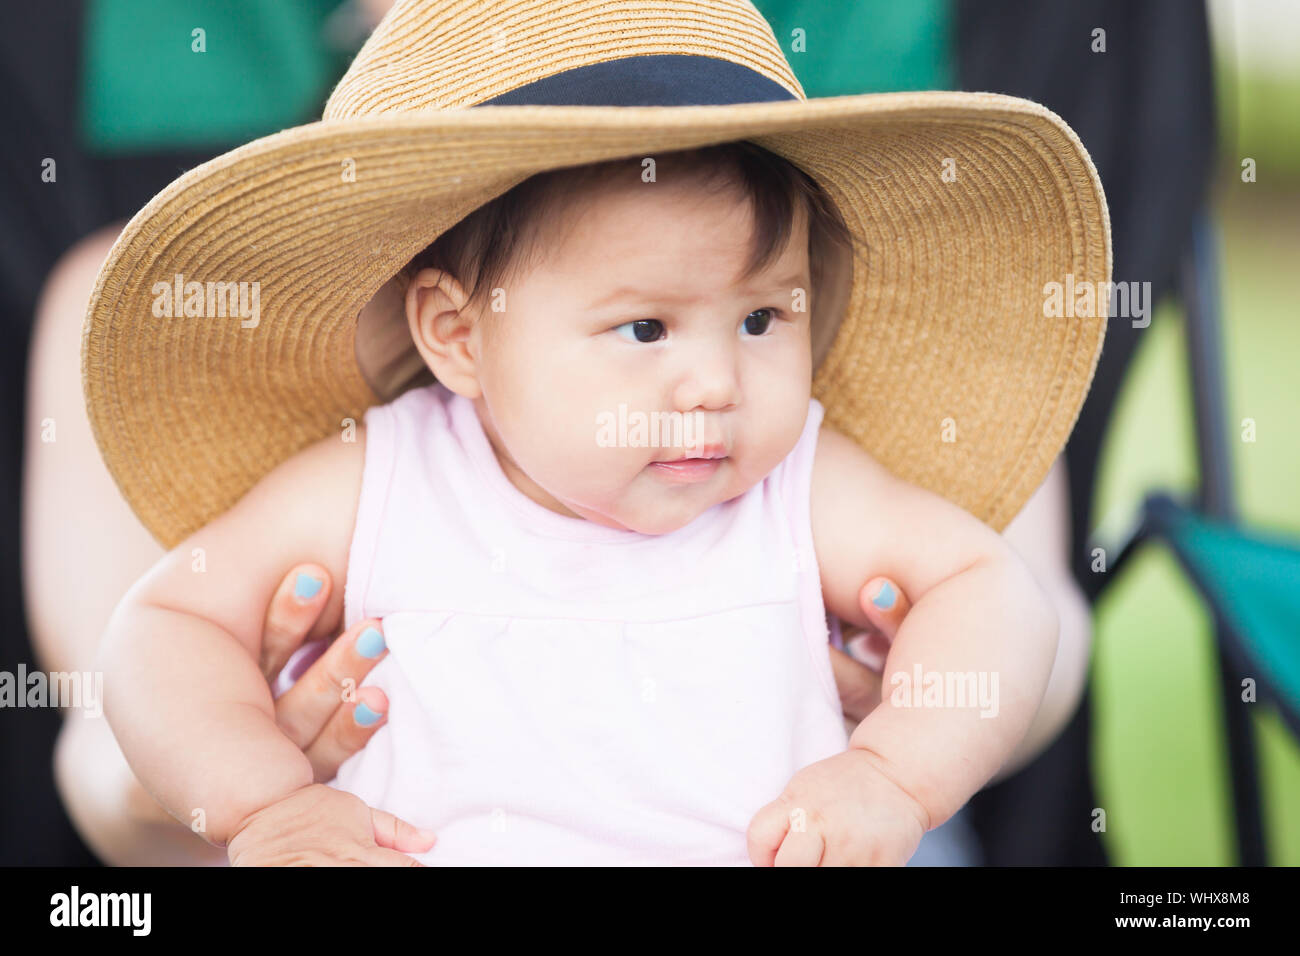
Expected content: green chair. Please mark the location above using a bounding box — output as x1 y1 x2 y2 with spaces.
1099 212 1300 866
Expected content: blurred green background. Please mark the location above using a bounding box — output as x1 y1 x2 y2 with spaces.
1091 0 1300 864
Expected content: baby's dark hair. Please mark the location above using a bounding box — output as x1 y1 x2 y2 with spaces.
401 141 861 317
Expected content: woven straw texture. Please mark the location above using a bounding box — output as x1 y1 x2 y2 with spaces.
82 0 1110 548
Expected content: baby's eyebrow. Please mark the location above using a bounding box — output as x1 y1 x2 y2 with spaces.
743 272 809 294
587 272 808 310
585 285 666 309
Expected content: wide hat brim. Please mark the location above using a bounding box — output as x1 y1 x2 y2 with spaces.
82 91 1109 548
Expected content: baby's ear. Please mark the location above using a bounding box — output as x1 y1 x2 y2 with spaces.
404 267 482 399
355 274 434 402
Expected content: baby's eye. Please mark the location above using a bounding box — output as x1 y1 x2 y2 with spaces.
742 309 777 336
612 319 666 343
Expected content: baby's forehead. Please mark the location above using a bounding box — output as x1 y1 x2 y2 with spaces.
493 161 811 302
543 181 805 260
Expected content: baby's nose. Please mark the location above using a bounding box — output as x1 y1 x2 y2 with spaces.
671 350 740 413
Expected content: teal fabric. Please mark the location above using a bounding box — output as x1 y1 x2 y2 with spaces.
79 0 953 152
1162 505 1300 717
80 0 352 153
753 0 953 95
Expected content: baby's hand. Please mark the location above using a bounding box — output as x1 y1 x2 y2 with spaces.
226 783 436 866
746 750 929 866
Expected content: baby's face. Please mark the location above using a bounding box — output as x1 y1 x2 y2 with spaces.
464 175 814 535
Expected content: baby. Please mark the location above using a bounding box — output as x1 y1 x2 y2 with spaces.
98 142 1058 866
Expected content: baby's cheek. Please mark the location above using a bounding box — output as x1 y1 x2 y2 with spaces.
566 444 643 503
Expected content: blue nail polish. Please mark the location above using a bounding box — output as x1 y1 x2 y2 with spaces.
354 702 382 726
356 626 386 659
294 572 323 600
872 581 896 610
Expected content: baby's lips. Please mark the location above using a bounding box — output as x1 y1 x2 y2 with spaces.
659 443 728 461
687 441 729 459
658 431 731 461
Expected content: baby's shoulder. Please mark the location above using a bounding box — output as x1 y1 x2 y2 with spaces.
809 422 896 545
285 421 367 468
219 424 368 578
811 423 894 499
129 424 369 656
265 424 367 518
810 420 1015 618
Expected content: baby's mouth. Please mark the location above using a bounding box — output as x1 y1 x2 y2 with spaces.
656 441 728 462
647 444 728 483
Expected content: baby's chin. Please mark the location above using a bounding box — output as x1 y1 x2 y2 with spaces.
615 507 705 537
562 497 699 536
584 482 753 536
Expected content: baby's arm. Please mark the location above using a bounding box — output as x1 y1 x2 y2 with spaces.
96 429 364 848
810 425 1059 832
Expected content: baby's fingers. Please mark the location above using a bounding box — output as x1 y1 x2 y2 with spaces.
773 824 826 867
370 806 438 856
362 847 427 867
746 800 792 867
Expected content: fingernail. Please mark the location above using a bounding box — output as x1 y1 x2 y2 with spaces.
294 572 323 601
871 581 896 610
356 626 386 659
354 702 383 726
416 827 438 842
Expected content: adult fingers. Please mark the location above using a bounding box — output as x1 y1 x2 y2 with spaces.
275 618 388 754
828 645 882 725
301 684 391 783
260 564 333 681
849 577 913 668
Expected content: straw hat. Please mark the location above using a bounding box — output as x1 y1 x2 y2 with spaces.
82 0 1109 549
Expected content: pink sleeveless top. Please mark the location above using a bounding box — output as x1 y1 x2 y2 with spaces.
323 382 848 865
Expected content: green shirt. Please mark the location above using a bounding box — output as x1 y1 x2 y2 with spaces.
79 0 953 154
753 0 952 96
80 0 353 153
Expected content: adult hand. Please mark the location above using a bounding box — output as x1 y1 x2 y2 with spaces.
259 564 393 784
828 577 913 736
